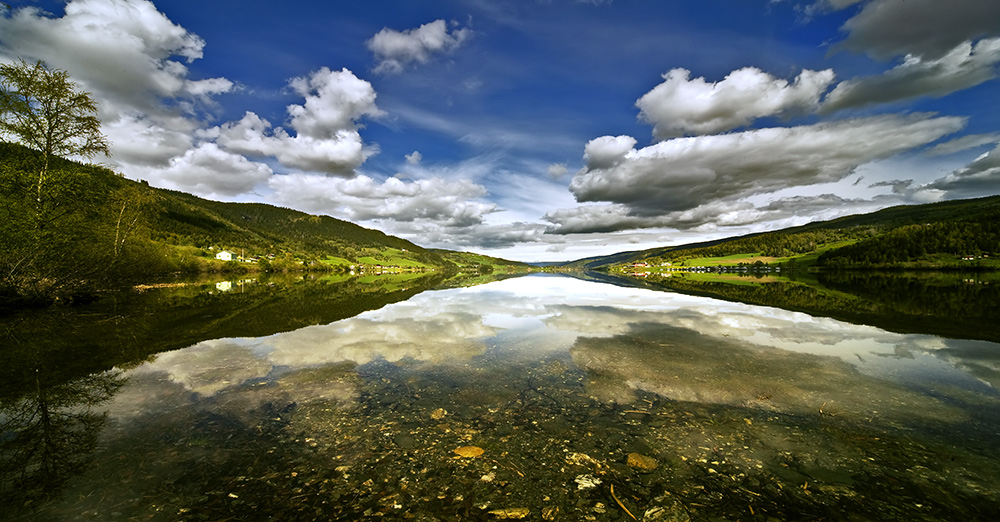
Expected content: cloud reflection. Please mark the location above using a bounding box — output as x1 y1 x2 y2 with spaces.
126 276 998 427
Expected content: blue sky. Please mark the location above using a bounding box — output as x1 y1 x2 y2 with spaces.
2 0 1000 261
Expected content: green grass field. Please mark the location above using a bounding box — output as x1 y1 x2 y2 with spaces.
320 256 355 267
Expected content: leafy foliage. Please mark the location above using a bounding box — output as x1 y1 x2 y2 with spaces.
0 60 109 165
0 142 162 303
819 211 1000 267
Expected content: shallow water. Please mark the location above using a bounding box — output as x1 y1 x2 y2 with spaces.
4 274 1000 520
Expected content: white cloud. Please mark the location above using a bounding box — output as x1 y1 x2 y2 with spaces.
185 77 235 97
149 142 273 197
0 0 234 176
926 133 1000 157
636 67 835 139
0 0 219 109
558 114 965 233
215 112 370 175
286 67 384 138
268 173 497 226
547 163 569 179
822 38 1000 113
583 135 637 170
405 151 423 165
213 68 382 175
102 112 194 167
367 19 472 74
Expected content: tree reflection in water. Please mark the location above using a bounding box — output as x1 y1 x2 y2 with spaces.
0 370 125 507
2 273 999 520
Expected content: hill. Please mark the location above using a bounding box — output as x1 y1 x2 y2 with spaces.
562 196 1000 271
0 142 529 304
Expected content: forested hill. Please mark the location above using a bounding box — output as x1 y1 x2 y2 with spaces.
150 187 439 264
1 142 526 304
562 195 1000 270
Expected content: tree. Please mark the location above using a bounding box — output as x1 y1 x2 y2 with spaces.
0 59 110 225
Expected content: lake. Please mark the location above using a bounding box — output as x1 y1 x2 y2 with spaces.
3 272 999 521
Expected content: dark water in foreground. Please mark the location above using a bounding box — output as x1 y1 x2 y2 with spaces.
3 273 1000 521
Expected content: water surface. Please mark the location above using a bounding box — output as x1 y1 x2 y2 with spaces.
4 274 1000 520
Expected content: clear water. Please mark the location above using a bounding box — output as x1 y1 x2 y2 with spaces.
4 274 1000 520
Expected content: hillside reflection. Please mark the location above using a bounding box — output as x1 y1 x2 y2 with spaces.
5 274 1000 520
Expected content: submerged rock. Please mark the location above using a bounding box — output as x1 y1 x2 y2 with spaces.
627 452 658 471
453 445 485 458
643 496 690 522
574 474 602 490
487 507 530 519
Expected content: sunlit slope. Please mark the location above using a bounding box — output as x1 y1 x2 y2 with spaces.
1 142 531 271
564 195 1000 270
149 188 453 266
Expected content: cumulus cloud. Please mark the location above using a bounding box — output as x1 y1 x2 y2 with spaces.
215 112 368 175
822 38 1000 113
102 113 195 167
367 19 472 74
0 0 232 169
285 67 384 138
553 114 964 233
583 135 637 170
151 142 273 197
547 163 569 179
637 67 836 139
213 68 382 175
405 151 423 165
268 173 497 226
834 0 1000 60
0 0 221 108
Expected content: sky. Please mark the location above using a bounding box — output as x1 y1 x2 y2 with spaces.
2 0 1000 262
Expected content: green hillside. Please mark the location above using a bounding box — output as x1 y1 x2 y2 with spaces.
0 142 529 305
147 187 453 269
566 196 1000 271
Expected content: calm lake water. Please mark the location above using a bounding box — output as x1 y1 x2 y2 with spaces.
3 273 1000 521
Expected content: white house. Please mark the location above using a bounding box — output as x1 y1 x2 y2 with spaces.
216 250 234 261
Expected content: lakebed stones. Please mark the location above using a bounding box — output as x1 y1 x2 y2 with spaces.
627 452 659 471
453 445 485 458
643 496 691 522
487 507 530 519
574 474 602 490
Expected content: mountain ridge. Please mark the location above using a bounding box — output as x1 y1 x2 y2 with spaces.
555 195 1000 270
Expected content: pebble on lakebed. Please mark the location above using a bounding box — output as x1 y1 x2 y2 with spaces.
453 445 485 458
487 507 530 519
627 452 659 471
